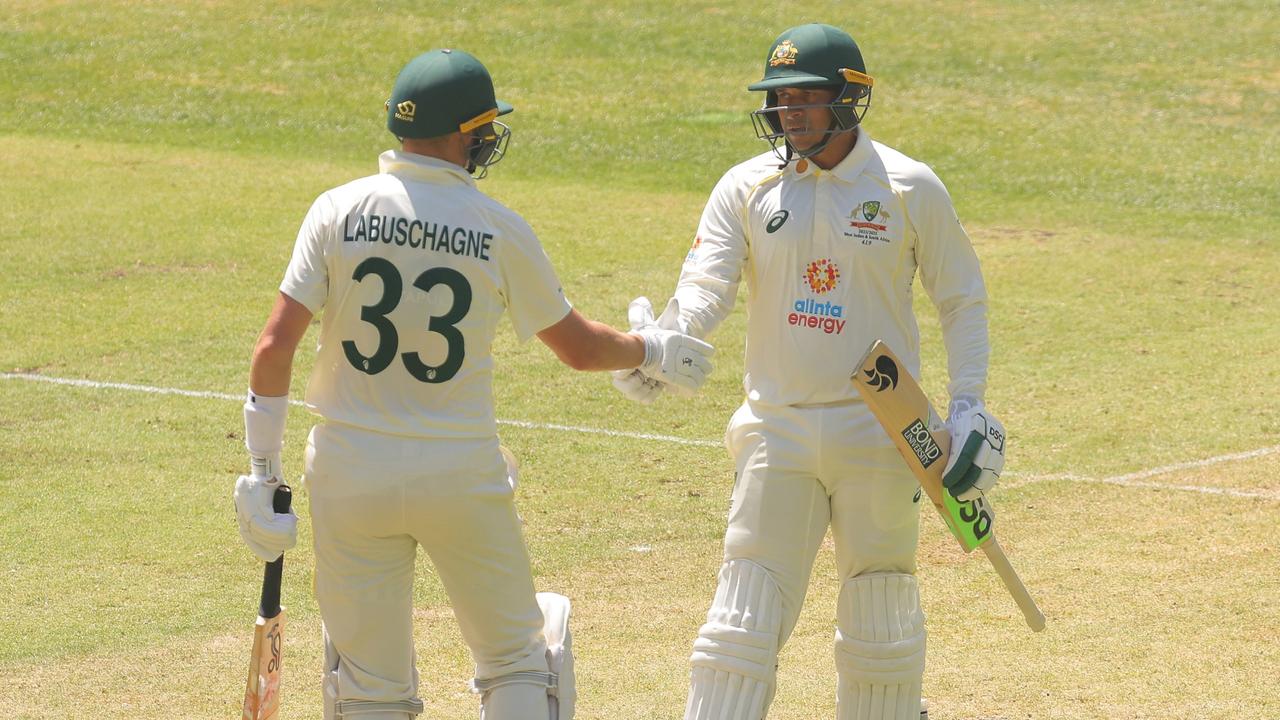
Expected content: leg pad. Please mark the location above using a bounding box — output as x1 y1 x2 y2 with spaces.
834 574 926 720
685 559 784 720
472 592 575 720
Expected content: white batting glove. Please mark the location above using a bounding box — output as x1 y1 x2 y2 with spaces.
610 296 688 403
942 396 1006 501
610 368 664 404
636 326 714 394
234 457 298 563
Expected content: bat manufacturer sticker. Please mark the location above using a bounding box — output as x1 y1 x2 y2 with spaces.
863 354 899 392
902 418 942 468
267 622 282 673
957 496 993 540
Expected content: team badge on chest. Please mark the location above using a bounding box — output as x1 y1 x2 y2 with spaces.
846 200 892 245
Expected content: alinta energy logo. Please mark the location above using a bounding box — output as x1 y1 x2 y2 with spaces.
804 258 839 294
685 235 702 262
788 258 846 335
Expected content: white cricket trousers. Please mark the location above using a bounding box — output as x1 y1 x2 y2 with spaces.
304 421 549 711
722 399 921 649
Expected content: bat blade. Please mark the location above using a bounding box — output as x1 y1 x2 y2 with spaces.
243 613 285 720
242 484 292 719
852 341 1045 631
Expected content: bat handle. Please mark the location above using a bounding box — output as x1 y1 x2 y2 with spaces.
981 536 1046 632
259 484 293 619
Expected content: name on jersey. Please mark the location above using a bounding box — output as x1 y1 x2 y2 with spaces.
788 298 846 335
343 213 493 261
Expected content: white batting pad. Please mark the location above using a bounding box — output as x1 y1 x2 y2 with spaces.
500 445 520 492
835 574 926 720
478 683 551 720
538 591 576 720
686 559 784 720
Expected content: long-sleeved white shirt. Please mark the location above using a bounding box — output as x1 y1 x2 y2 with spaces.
675 128 989 406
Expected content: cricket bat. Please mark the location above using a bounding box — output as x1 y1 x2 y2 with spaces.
851 340 1045 632
243 484 292 720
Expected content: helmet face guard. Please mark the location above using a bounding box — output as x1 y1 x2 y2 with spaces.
750 69 873 162
465 120 510 179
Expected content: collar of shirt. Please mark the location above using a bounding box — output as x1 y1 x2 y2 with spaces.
790 127 874 183
378 149 476 187
828 126 874 183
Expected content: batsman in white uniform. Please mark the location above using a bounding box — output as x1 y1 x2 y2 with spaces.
612 24 1008 720
232 49 714 720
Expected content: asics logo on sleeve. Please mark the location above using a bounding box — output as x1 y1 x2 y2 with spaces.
766 210 790 233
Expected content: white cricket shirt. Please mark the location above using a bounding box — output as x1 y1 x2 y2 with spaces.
280 151 572 438
676 128 989 406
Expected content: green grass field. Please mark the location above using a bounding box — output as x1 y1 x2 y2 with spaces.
2 1 1277 718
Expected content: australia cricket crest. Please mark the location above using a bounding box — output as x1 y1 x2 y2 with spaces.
846 199 892 245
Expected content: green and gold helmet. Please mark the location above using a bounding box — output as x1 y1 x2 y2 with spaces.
386 49 514 177
747 24 875 160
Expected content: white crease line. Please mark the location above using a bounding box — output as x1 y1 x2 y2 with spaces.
5 372 1275 494
1086 476 1279 501
494 417 719 447
1106 445 1280 483
1 372 720 448
2 373 248 403
1003 445 1280 501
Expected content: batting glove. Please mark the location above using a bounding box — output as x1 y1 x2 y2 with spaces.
234 460 297 563
636 326 714 394
610 296 690 403
610 368 665 404
942 396 1006 501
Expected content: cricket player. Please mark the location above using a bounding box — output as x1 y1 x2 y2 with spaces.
232 48 713 720
612 24 1007 720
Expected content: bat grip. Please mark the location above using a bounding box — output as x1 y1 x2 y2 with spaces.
981 536 1046 632
259 484 293 619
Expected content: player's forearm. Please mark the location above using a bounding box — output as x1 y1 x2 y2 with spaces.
537 309 645 371
249 340 296 397
248 293 313 396
575 322 646 371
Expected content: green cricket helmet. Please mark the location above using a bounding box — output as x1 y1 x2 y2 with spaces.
747 24 875 161
385 49 514 178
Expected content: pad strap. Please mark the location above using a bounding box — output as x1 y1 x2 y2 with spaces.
333 698 425 717
470 671 556 693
